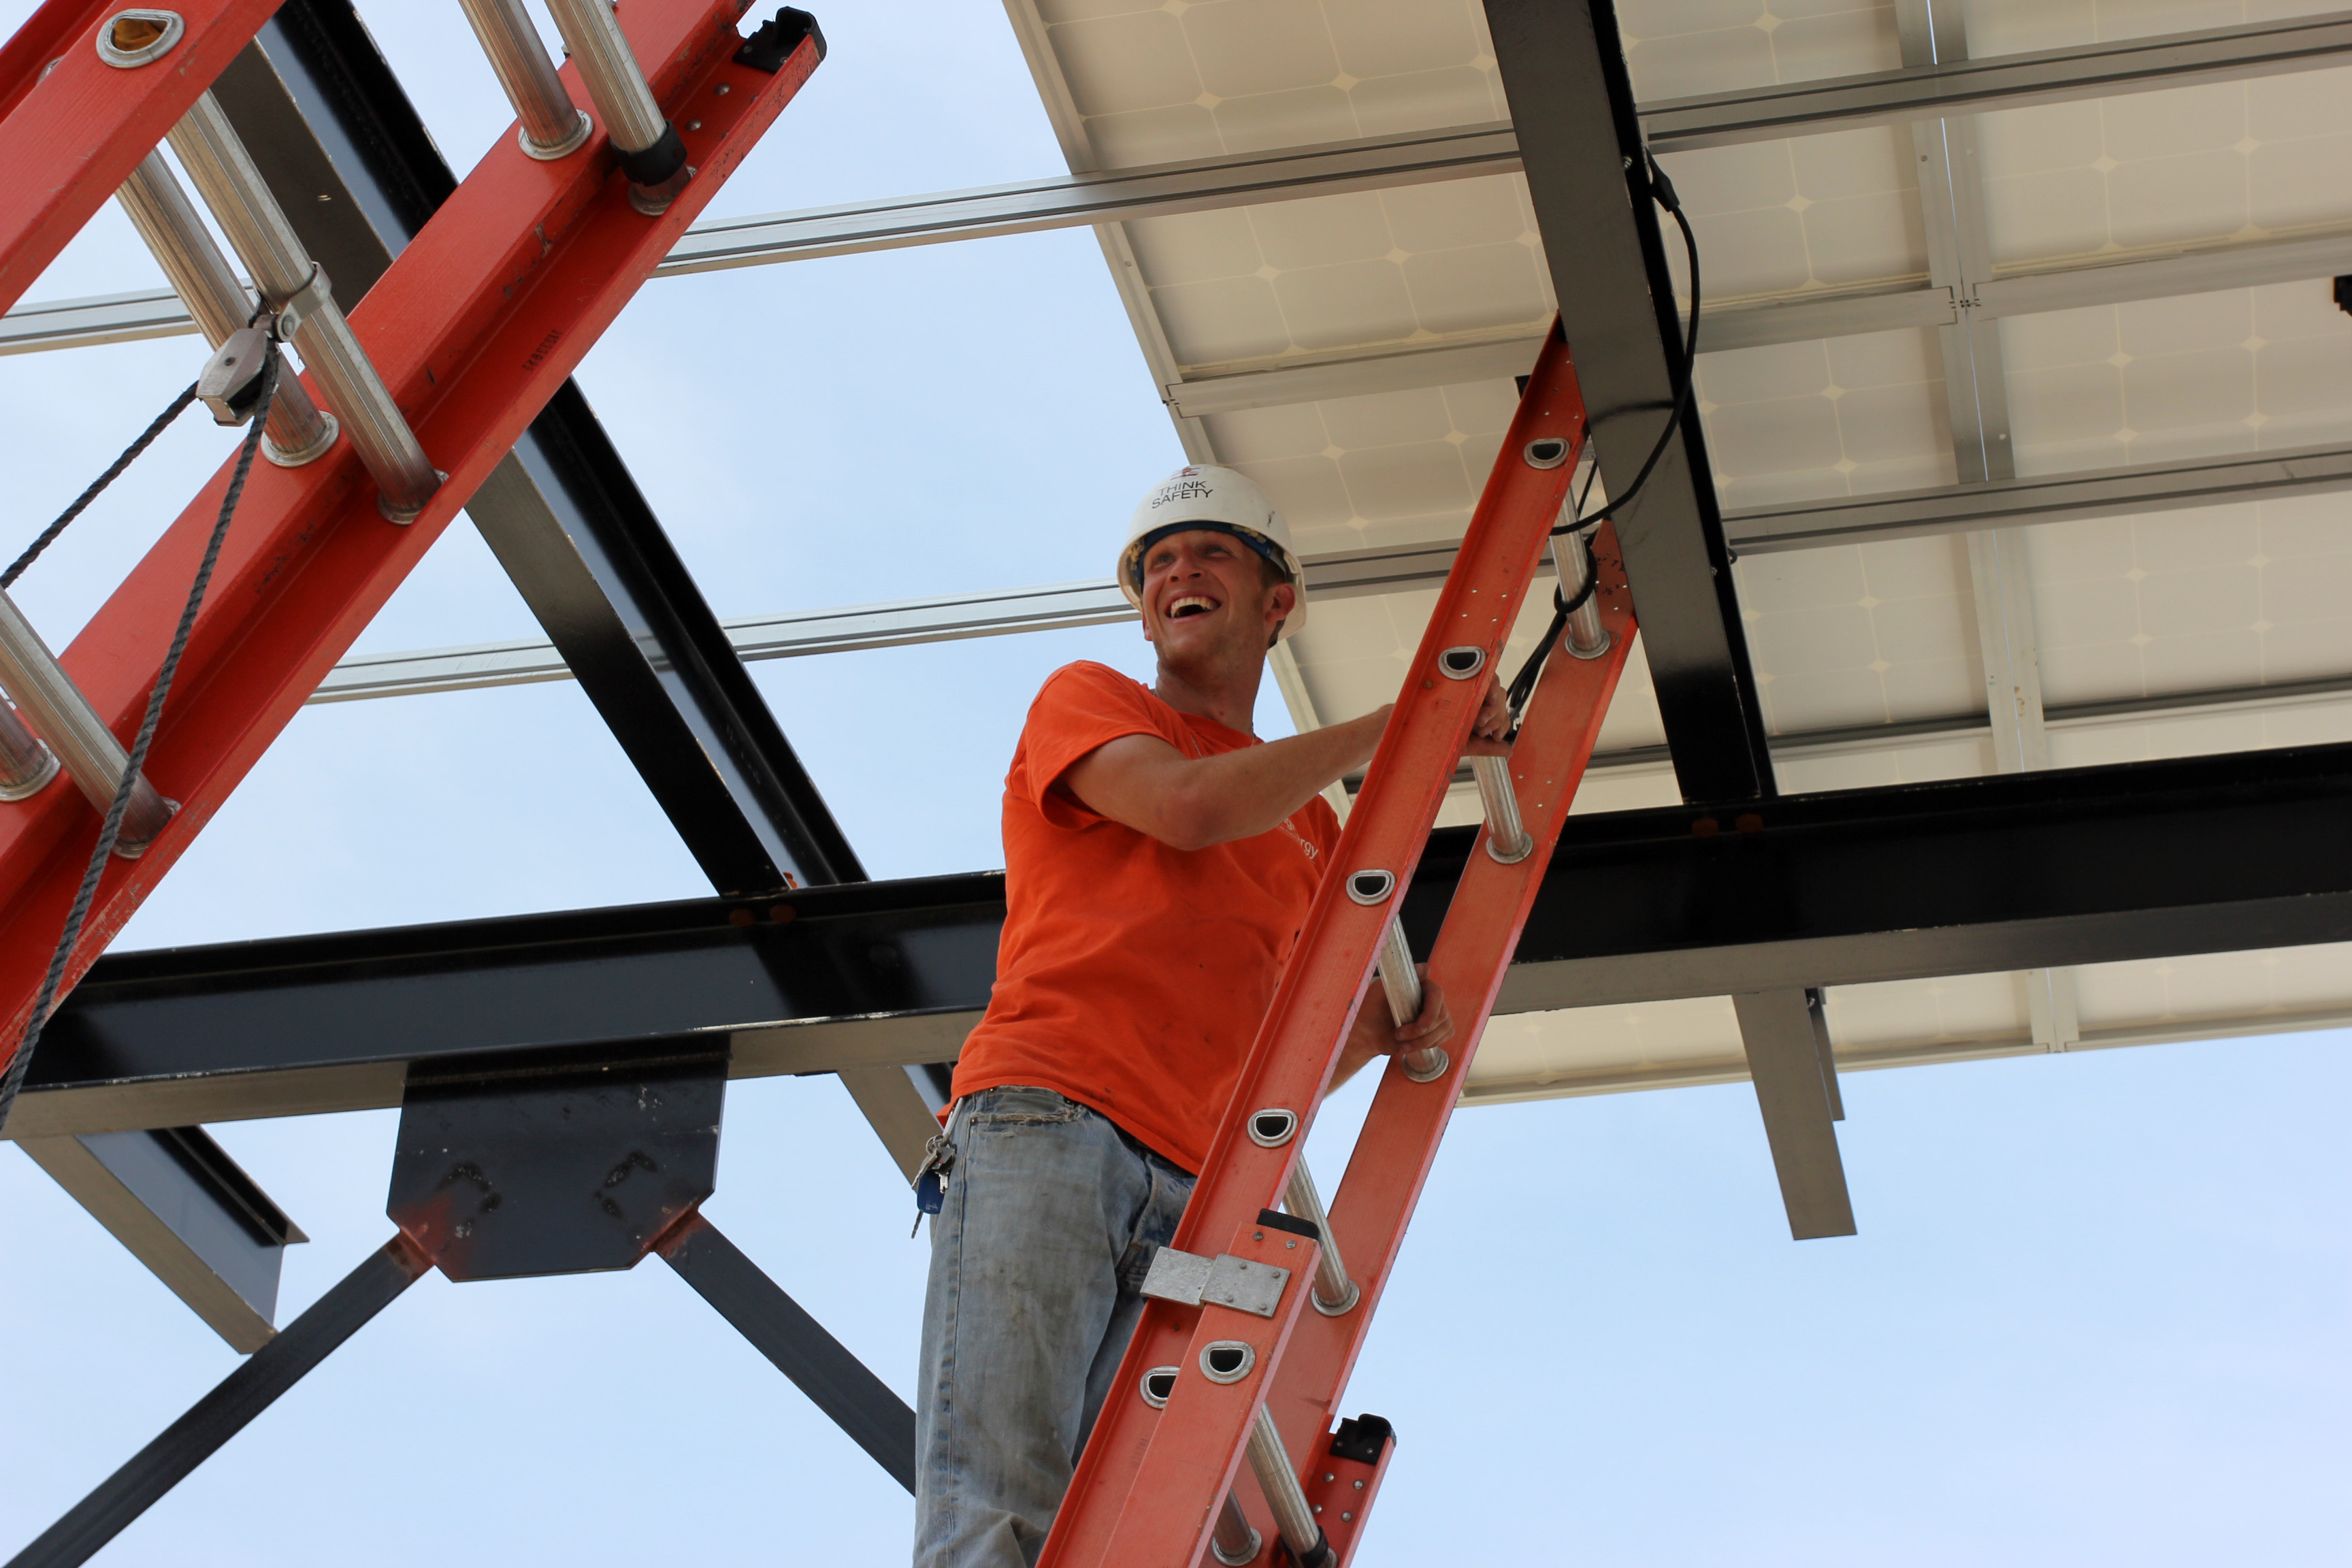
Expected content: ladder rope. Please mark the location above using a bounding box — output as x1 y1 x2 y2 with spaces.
0 354 279 1136
1 382 199 590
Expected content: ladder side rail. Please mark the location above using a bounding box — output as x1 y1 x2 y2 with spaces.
0 0 821 1051
0 0 281 314
1040 326 1590 1568
1260 528 1637 1476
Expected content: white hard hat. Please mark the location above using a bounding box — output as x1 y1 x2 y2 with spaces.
1118 465 1307 642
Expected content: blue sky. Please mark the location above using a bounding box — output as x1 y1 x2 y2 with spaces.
1 3 2347 1563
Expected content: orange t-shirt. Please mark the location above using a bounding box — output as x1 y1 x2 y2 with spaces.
950 662 1342 1172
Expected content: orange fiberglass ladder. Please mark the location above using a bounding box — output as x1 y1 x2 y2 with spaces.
0 0 820 1069
1039 322 1639 1568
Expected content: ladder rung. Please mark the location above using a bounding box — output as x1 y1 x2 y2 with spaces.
459 0 595 160
116 150 338 468
0 696 58 800
1281 1159 1358 1316
0 591 173 855
544 0 692 212
1245 1406 1333 1568
169 93 442 522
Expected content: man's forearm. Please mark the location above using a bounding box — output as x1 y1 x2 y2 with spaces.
1165 707 1386 847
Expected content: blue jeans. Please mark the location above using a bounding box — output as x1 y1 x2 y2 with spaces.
914 1085 1196 1568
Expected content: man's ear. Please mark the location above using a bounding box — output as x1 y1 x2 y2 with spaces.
1262 578 1297 649
1264 579 1297 630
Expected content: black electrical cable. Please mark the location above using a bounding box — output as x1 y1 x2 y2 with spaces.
1500 148 1703 728
0 353 278 1137
1503 459 1604 722
1552 149 1702 539
2 382 198 589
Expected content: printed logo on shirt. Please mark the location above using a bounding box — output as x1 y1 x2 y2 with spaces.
1275 814 1318 860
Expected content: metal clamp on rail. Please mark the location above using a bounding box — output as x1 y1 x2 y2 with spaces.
0 593 174 854
169 93 441 522
458 0 593 160
116 151 338 468
545 0 693 214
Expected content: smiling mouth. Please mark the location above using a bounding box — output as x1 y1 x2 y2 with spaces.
1166 595 1220 621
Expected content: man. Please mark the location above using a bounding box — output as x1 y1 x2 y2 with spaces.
914 465 1508 1568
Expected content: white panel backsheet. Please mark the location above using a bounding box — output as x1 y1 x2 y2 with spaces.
1013 0 2352 1095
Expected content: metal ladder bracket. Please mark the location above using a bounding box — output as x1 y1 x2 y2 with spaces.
1301 1415 1396 1565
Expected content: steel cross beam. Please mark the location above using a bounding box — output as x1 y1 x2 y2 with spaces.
18 742 2352 1140
0 0 823 1064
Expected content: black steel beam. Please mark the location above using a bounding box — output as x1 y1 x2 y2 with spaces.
1482 0 1776 804
16 1127 306 1352
220 0 860 891
15 874 1005 1138
20 747 2352 1137
4 1235 428 1568
657 1213 918 1492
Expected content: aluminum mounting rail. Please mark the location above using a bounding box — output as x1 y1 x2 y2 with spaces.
1164 224 2352 414
14 6 2349 352
306 438 2352 705
1639 8 2352 151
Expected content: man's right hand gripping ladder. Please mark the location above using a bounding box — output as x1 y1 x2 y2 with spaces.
1039 320 1640 1568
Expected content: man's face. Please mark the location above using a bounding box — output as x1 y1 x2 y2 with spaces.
1139 529 1294 662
